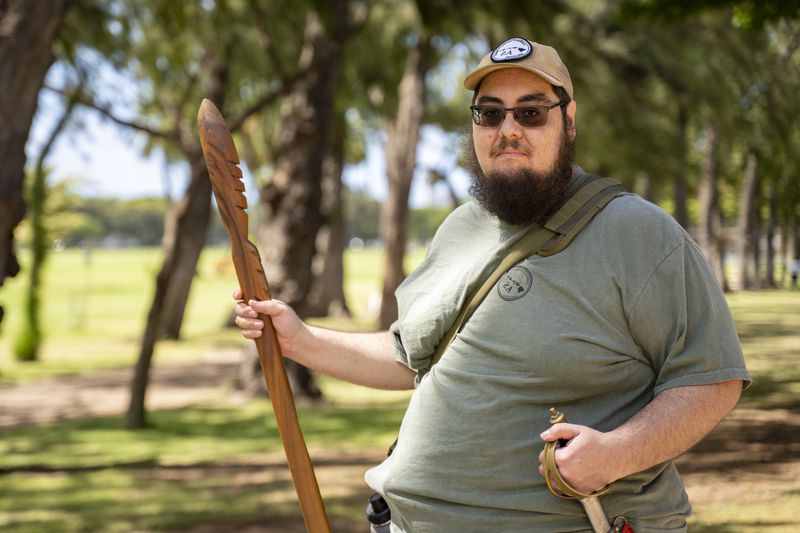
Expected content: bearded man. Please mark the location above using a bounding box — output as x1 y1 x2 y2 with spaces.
233 38 749 532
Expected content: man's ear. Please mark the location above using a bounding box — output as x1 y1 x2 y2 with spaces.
566 100 577 140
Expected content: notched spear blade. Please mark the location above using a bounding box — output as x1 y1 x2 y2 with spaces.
197 99 269 302
197 99 249 232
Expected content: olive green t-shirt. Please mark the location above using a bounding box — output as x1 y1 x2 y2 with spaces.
365 193 750 532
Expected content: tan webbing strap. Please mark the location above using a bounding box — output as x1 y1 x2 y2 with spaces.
425 175 625 371
540 180 626 256
543 176 618 231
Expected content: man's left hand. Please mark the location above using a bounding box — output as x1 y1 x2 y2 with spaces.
538 423 622 494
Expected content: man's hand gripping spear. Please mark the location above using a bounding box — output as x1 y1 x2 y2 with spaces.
197 99 330 533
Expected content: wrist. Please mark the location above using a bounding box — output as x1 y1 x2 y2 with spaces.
601 429 641 483
290 323 322 362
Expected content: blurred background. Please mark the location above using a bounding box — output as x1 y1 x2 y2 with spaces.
1 0 798 531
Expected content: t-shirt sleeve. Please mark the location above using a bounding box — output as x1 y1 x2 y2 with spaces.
389 319 413 369
627 237 751 394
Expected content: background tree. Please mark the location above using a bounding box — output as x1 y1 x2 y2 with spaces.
0 0 74 329
12 81 82 361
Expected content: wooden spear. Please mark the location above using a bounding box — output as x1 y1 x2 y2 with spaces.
197 98 330 533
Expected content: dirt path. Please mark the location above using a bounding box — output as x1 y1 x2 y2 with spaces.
0 350 243 429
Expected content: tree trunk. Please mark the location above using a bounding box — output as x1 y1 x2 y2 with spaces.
736 152 759 290
378 38 428 330
795 220 800 261
307 115 350 318
672 104 689 229
126 60 228 429
750 179 762 290
765 178 777 287
259 14 337 312
778 214 788 287
697 126 727 289
158 157 213 339
15 86 80 361
126 163 215 428
0 0 71 325
253 7 352 399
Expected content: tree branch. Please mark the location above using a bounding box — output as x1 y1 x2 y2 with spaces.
43 85 178 142
226 66 311 132
246 0 288 78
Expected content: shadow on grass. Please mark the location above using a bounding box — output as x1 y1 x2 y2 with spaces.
676 406 800 476
738 372 800 411
0 401 408 472
0 467 369 532
736 321 799 342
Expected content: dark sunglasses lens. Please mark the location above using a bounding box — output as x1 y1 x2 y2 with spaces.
514 106 547 127
478 107 505 127
473 105 549 127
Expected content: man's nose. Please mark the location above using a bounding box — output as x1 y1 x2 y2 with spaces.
498 110 523 138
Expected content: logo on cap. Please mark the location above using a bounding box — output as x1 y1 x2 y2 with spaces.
491 38 532 63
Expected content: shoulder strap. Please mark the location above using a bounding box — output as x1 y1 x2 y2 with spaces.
426 174 625 370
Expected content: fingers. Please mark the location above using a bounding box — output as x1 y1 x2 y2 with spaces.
235 300 256 318
233 296 293 340
247 299 288 317
240 326 263 339
234 315 264 330
233 297 285 320
537 423 579 480
540 423 582 442
232 292 269 339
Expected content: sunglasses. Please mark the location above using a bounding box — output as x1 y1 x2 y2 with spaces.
470 101 568 128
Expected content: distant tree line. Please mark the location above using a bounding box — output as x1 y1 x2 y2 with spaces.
15 182 450 250
15 181 172 248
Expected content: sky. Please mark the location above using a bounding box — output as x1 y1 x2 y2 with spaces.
28 87 472 210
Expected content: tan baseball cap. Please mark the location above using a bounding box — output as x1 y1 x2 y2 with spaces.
464 37 573 99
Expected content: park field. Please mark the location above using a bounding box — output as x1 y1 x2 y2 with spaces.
0 246 798 532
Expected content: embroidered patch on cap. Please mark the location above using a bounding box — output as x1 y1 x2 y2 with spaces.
491 38 532 63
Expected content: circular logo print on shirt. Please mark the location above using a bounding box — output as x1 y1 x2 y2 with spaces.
491 38 532 63
497 265 533 301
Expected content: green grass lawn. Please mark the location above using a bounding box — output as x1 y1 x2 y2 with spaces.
0 246 798 531
0 246 425 383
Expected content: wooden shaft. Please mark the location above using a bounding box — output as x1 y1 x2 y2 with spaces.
227 193 330 533
580 497 612 533
197 98 330 532
253 314 330 533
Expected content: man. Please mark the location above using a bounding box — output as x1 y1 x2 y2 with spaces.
234 38 750 532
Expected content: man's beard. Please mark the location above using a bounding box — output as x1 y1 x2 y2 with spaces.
463 123 576 226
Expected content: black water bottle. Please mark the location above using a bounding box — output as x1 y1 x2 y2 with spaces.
366 492 391 533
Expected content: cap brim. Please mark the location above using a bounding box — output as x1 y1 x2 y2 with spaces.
464 64 565 92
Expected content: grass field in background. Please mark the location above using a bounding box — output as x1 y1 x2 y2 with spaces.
0 246 425 383
0 246 798 531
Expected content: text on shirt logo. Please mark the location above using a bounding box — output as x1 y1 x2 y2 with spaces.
497 265 533 301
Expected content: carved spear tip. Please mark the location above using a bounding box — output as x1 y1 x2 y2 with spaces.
198 98 221 122
197 98 240 166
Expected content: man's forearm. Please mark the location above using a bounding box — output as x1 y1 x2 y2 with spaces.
541 380 743 493
293 327 416 391
606 380 743 480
